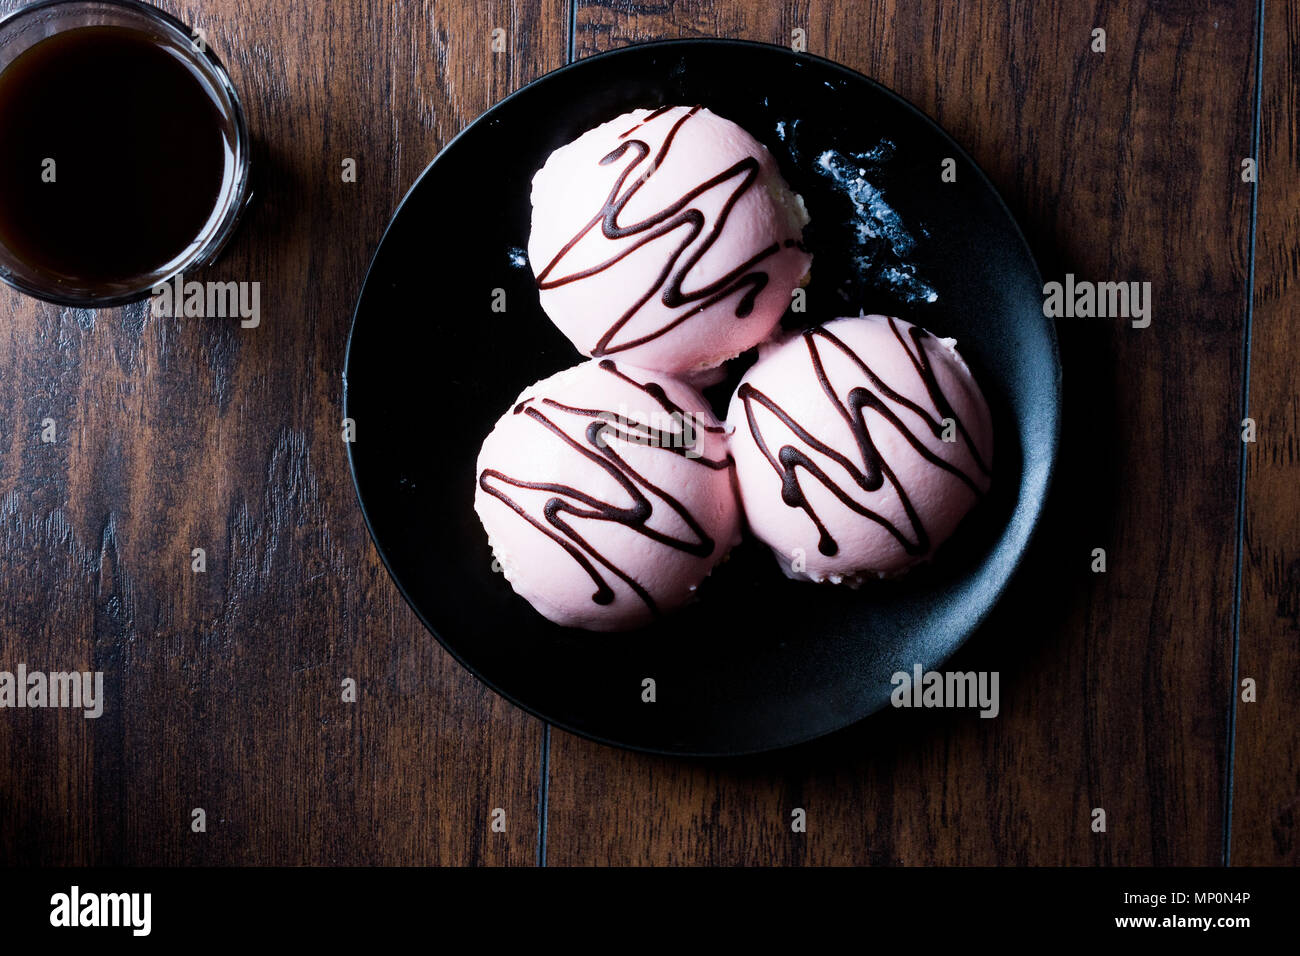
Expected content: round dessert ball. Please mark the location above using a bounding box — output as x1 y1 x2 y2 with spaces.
475 359 741 631
726 314 994 584
528 105 811 375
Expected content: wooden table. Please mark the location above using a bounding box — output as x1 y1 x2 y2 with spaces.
0 0 1294 866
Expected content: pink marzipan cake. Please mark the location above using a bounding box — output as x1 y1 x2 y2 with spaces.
528 106 811 375
726 314 994 584
474 358 742 631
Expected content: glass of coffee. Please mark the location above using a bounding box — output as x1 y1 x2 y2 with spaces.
0 0 252 306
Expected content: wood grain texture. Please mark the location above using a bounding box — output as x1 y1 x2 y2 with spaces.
546 0 1256 865
0 0 566 864
0 0 1281 869
1233 0 1299 867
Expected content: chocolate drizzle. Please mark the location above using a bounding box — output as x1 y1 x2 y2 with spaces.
479 360 732 616
536 106 784 356
737 317 991 559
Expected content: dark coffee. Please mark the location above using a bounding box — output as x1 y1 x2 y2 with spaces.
0 25 230 286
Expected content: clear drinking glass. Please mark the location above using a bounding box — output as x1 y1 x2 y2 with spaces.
0 0 252 306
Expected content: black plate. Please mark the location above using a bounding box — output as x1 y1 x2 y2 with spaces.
344 39 1060 756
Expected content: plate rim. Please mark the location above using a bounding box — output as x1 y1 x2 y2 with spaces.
342 36 1063 758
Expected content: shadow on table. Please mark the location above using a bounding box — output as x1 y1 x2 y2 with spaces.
710 226 1122 778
